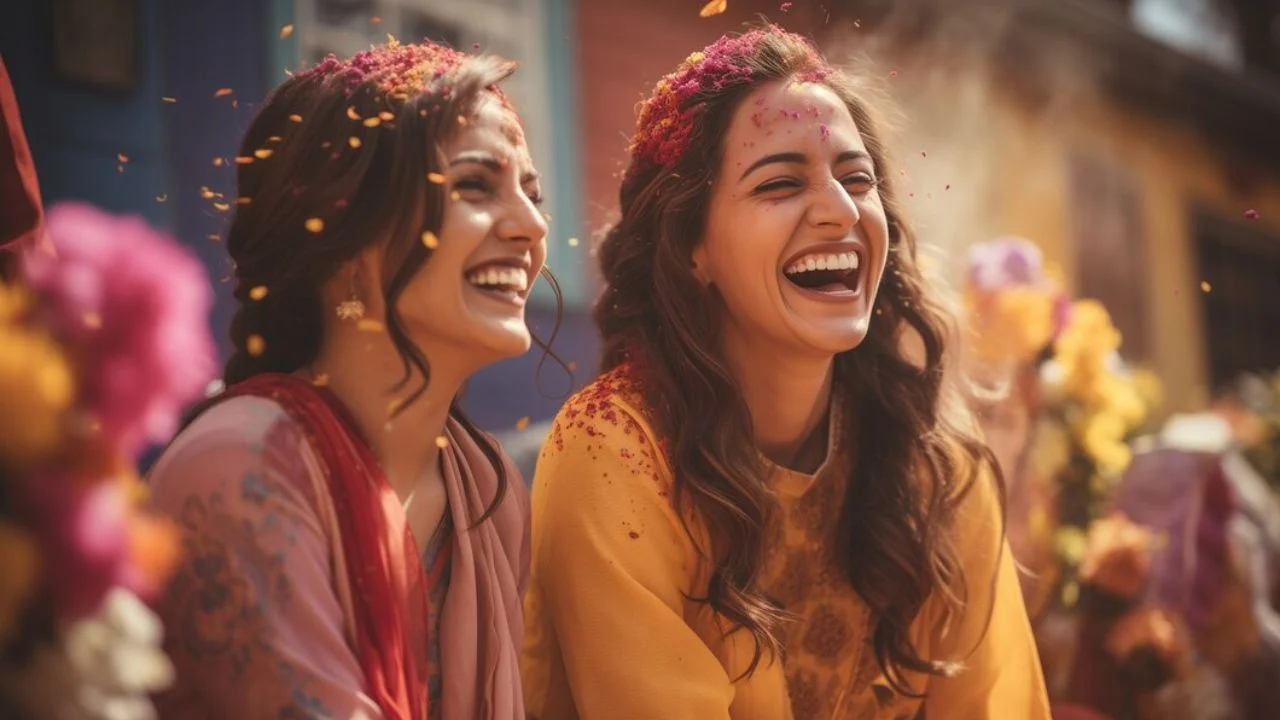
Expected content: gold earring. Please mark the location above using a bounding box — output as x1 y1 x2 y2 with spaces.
336 278 366 320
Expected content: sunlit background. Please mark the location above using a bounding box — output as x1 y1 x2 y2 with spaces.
2 0 1277 437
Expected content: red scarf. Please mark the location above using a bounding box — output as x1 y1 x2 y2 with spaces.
223 373 427 720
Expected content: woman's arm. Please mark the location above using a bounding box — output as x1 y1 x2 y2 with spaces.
523 395 735 720
150 411 383 719
921 462 1052 718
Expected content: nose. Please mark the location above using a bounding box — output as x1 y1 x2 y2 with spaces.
497 193 548 246
808 176 860 234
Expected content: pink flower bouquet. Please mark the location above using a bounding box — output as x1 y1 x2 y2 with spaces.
0 202 215 719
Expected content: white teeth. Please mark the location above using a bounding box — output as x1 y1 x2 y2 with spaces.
466 266 529 292
785 252 860 276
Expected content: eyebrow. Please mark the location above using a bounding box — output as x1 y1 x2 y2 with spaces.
449 151 541 185
738 149 871 181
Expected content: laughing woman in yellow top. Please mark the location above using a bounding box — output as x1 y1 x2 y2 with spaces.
522 25 1050 720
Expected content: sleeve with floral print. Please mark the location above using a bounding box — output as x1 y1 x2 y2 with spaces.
148 400 383 720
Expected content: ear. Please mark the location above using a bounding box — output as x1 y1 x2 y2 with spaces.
690 243 712 287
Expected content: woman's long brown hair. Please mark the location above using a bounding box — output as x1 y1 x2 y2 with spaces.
207 44 563 522
595 26 1002 692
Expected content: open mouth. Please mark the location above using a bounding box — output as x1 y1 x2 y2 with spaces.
465 263 530 304
783 250 862 295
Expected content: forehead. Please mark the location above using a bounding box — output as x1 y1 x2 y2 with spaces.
723 81 867 166
441 94 533 168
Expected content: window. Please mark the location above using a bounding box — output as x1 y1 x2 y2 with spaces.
1195 210 1280 389
1069 150 1150 360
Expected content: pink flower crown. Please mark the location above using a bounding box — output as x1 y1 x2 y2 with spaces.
628 26 833 172
298 37 510 102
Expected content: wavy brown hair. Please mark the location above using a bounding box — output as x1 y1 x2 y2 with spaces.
595 26 1002 691
207 41 562 521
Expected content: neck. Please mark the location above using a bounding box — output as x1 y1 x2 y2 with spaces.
722 328 834 470
309 328 469 500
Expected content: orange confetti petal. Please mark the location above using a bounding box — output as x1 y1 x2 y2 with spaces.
421 231 439 249
699 0 728 17
289 113 303 123
212 157 224 167
435 436 449 449
161 96 177 103
567 237 580 247
348 136 362 148
155 193 168 202
247 334 266 357
279 24 294 39
200 187 215 199
249 285 269 301
305 217 325 233
515 416 531 430
214 88 233 98
457 114 468 125
213 201 231 212
1200 281 1211 292
234 156 255 165
346 106 361 121
357 318 385 333
253 148 274 159
363 117 382 127
427 172 446 184
378 111 395 121
450 191 461 201
117 153 129 163
371 15 382 24
237 196 253 205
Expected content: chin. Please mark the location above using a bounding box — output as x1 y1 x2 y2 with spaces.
793 317 871 356
476 324 533 361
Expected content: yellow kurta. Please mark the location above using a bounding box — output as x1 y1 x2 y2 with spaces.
522 367 1050 719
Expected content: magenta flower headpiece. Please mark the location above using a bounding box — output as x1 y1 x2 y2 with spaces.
298 37 510 101
628 26 832 171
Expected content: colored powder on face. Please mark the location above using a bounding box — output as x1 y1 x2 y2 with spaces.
627 26 833 172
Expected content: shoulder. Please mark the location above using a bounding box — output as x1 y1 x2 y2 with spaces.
147 396 324 530
542 365 666 469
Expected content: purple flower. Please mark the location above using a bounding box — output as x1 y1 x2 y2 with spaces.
24 203 217 459
966 236 1046 291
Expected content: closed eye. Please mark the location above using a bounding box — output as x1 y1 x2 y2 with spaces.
841 173 879 193
754 177 804 194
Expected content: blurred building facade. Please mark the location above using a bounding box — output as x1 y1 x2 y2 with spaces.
2 0 1278 434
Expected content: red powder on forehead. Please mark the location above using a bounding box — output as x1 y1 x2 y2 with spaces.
628 26 832 172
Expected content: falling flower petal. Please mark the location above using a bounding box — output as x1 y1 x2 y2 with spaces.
305 217 324 233
1200 280 1211 292
249 286 269 301
117 153 129 164
363 117 382 127
247 335 266 357
700 0 728 18
567 237 579 247
161 97 177 103
435 436 449 448
357 318 384 333
427 172 446 184
253 148 274 159
289 113 303 122
515 416 531 430
346 106 361 121
213 88 233 98
234 156 254 165
422 231 439 249
348 136 362 148
279 24 294 39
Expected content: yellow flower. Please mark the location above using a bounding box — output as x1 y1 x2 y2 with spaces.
0 286 76 467
0 521 39 644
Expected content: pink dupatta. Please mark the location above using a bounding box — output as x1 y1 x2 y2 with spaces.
223 373 529 720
